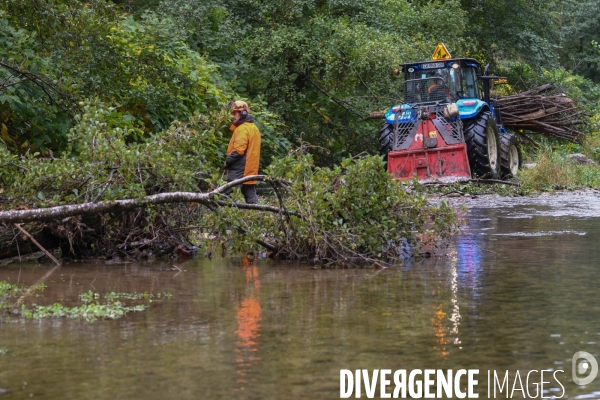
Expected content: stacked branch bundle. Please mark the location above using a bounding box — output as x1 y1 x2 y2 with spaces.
498 84 587 142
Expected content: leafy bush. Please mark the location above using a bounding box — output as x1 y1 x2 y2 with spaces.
207 151 457 265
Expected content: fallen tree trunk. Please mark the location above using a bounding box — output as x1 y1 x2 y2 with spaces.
0 175 296 224
0 175 297 261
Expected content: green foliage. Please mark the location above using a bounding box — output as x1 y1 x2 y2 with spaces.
553 0 600 82
0 1 240 154
97 13 227 132
157 0 467 164
80 290 172 302
459 0 559 68
208 151 457 264
20 301 146 322
0 280 18 297
0 10 72 152
1 107 223 207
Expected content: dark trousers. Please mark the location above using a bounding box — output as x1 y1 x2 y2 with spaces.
223 183 258 204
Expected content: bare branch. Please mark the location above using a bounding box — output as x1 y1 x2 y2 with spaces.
0 78 28 91
306 78 364 118
0 61 75 113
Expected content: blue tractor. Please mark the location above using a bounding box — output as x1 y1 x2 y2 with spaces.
381 48 522 181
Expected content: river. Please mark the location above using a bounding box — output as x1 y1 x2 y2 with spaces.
1 191 600 399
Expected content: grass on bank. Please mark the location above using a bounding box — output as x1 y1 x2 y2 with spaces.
519 150 600 191
422 147 600 196
518 133 600 192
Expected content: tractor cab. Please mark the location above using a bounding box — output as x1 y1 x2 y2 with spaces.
400 58 481 105
384 57 492 128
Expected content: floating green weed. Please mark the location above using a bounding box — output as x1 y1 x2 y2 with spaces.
20 302 146 322
0 281 19 297
1 282 171 322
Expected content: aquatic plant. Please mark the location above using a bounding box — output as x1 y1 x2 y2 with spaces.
1 283 170 322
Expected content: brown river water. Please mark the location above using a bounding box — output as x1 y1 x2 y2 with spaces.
1 191 600 399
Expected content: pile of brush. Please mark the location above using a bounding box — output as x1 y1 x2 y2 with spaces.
498 84 588 142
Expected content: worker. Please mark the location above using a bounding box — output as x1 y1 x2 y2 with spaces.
223 100 262 204
427 73 449 101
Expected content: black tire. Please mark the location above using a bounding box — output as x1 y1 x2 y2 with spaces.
463 111 501 178
379 121 393 168
500 133 522 178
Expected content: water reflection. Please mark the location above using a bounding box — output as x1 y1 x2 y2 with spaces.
432 303 450 358
234 260 262 398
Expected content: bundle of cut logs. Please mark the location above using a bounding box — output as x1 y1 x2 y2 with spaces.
497 84 588 142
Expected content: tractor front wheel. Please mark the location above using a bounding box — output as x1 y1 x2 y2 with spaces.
464 111 501 178
500 133 522 178
379 121 393 169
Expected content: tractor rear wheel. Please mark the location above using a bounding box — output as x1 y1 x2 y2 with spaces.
379 121 393 169
463 111 501 178
500 133 522 178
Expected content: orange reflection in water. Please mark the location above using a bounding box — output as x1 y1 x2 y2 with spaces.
432 303 450 359
234 262 262 398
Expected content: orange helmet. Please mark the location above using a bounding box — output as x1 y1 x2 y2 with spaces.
229 100 250 116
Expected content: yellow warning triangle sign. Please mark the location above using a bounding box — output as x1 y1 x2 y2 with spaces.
431 42 452 60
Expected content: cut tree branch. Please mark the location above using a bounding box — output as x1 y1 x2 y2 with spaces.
13 223 61 266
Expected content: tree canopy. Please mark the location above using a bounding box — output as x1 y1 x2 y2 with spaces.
1 0 599 162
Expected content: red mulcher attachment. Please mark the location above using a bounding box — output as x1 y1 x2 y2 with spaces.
387 104 471 183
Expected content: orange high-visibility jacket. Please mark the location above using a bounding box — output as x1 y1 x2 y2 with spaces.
225 120 262 185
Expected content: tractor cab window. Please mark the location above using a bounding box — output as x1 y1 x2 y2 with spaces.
421 68 459 100
403 63 484 103
404 67 460 103
460 67 479 99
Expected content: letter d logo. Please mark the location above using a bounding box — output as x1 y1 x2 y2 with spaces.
573 351 599 385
